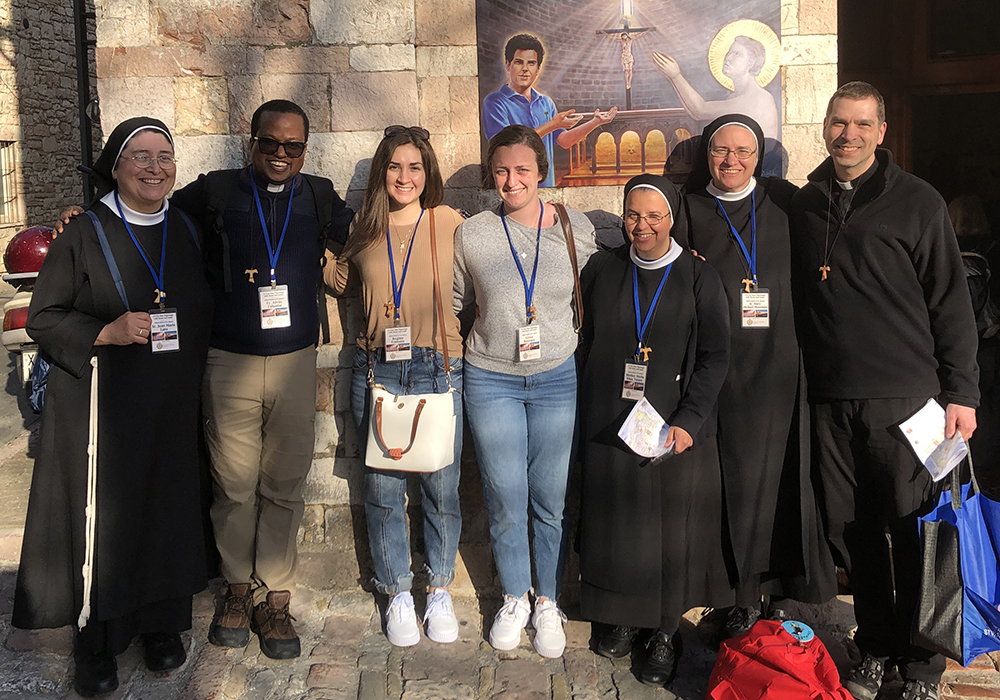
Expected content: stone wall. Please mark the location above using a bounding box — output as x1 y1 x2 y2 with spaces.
0 0 98 262
92 0 837 597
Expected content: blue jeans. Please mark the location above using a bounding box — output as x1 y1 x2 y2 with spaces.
351 346 463 595
463 356 577 601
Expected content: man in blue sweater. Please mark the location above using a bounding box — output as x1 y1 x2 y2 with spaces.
172 100 351 660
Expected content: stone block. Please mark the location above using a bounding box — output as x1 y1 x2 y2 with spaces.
942 685 1000 697
264 47 351 76
307 663 360 693
401 679 475 700
434 133 480 188
415 0 476 46
782 35 838 66
4 626 73 655
97 77 176 136
781 0 800 36
334 369 354 413
156 0 310 48
403 639 479 688
321 614 371 648
419 76 451 135
300 504 325 544
450 77 480 135
492 658 549 700
171 134 245 189
0 533 21 562
799 0 838 35
450 544 495 597
783 64 838 125
95 0 154 47
563 619 592 650
174 76 229 136
315 411 341 454
415 46 478 78
312 0 415 45
324 504 365 550
308 131 385 194
261 73 332 134
303 456 365 505
329 72 419 133
336 413 361 459
317 367 336 412
351 45 417 73
96 46 253 79
299 548 366 591
227 75 265 135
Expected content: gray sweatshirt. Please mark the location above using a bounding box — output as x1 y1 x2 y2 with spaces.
453 204 597 375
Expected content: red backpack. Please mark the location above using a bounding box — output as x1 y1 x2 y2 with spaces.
706 620 854 700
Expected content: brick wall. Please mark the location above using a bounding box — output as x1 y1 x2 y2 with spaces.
91 0 838 596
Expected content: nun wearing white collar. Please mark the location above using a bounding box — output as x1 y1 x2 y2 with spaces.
13 117 214 696
576 173 732 687
679 114 836 642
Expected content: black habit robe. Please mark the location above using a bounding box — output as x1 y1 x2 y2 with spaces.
578 245 733 628
679 178 835 602
12 201 213 652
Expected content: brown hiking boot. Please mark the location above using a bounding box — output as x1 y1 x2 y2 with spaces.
209 582 252 648
251 590 300 659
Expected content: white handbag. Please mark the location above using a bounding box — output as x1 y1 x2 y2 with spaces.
365 209 458 472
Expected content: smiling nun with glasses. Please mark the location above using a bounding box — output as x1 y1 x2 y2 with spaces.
12 117 214 697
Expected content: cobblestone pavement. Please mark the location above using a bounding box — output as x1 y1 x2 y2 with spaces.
1 572 999 700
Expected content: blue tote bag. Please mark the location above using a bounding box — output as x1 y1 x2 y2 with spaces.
915 457 1000 666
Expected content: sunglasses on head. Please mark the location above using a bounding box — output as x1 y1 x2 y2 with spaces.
253 136 306 158
384 125 430 141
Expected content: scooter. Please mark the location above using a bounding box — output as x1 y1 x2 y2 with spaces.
1 226 53 387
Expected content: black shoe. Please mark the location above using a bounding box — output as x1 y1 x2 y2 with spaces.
73 651 118 697
142 632 187 672
843 653 886 700
596 625 637 659
639 631 682 687
717 605 762 645
900 679 939 700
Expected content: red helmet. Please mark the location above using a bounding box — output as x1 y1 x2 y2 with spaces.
4 226 54 279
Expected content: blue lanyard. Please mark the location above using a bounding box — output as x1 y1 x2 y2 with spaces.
632 261 673 359
114 190 167 308
501 200 543 324
250 166 295 287
386 209 424 323
715 190 757 288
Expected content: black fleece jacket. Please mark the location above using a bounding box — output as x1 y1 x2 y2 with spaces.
789 149 979 407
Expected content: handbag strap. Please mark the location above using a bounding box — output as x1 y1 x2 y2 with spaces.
374 394 428 460
949 452 981 511
86 210 130 311
551 202 583 332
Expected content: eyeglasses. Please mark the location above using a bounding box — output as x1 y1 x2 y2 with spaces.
709 147 757 161
122 154 177 169
384 125 430 141
625 212 670 226
253 137 306 158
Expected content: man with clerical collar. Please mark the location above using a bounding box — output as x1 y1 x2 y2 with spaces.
481 33 617 187
171 99 352 660
789 82 979 700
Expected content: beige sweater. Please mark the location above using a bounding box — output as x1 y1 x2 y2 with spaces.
326 205 464 355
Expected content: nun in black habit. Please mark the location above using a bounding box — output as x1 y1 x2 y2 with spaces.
578 174 731 687
677 114 836 639
12 117 213 697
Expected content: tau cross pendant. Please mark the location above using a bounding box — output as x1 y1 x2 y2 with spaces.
528 306 537 322
742 278 754 293
384 301 396 319
153 288 164 305
819 265 830 281
638 345 652 362
245 268 258 283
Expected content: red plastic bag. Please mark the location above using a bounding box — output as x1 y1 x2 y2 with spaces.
706 620 853 700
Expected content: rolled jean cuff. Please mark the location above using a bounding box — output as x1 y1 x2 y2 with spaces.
425 565 456 589
372 571 414 596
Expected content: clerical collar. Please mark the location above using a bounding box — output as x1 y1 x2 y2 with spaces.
835 159 878 191
101 190 168 225
251 168 297 193
706 177 756 201
630 238 682 270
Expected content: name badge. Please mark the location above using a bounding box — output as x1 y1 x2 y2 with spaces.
622 362 647 400
384 326 412 361
149 307 180 354
741 289 769 328
259 285 292 329
517 324 541 361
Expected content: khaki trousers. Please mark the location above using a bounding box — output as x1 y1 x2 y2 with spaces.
203 346 317 604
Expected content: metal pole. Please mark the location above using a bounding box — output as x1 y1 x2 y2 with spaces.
72 0 96 205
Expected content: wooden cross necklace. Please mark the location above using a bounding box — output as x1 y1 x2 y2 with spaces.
820 178 844 281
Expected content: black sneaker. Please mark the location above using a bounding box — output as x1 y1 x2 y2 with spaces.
639 631 683 687
900 679 939 700
596 625 637 659
717 605 761 645
843 653 886 700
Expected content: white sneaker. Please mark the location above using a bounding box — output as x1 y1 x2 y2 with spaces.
488 595 531 651
423 590 459 644
531 599 567 658
385 592 420 647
